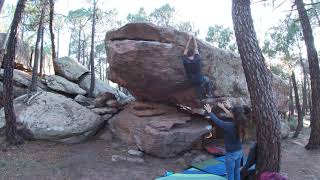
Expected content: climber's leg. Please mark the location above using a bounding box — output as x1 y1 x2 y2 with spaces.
201 76 213 98
194 84 205 100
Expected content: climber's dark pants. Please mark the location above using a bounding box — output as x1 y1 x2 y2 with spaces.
191 76 213 100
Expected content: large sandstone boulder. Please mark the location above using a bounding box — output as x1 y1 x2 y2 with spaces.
106 23 289 111
0 92 103 143
53 56 89 81
44 75 86 95
0 33 30 70
109 101 210 158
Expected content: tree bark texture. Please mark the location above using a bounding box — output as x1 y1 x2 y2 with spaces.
82 33 85 66
49 0 56 69
296 0 320 150
300 58 307 116
68 33 72 56
39 26 44 76
88 0 97 98
30 4 45 93
288 78 294 121
292 72 303 138
3 0 27 145
232 0 281 172
77 28 81 62
57 28 60 59
307 77 312 113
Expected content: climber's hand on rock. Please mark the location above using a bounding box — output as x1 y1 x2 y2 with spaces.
204 104 212 113
223 100 231 109
217 102 225 109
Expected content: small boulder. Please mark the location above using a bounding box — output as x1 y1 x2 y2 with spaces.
53 56 89 81
106 99 123 108
109 101 210 158
79 73 127 100
128 149 144 157
74 95 94 106
91 107 118 115
93 92 116 108
0 92 102 143
44 75 86 95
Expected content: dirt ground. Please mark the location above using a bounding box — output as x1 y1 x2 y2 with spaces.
0 128 319 180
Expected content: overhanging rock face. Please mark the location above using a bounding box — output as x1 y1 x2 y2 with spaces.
106 23 289 112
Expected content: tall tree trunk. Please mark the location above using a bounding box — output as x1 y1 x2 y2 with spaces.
82 33 85 66
49 0 56 67
0 26 11 63
87 57 90 70
102 62 105 81
0 0 5 14
105 65 109 83
77 28 81 62
307 76 312 113
288 78 294 121
68 33 72 56
29 48 34 68
47 57 52 74
3 0 27 145
300 58 307 116
232 0 281 172
297 40 307 117
20 14 25 41
30 4 45 93
57 28 60 59
99 57 102 80
292 72 303 138
296 0 320 150
39 26 44 76
88 0 97 97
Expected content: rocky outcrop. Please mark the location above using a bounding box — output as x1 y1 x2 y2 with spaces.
0 92 103 143
0 82 28 106
74 95 94 106
106 23 289 111
0 69 46 90
44 75 86 95
109 101 210 158
53 56 89 81
53 56 128 99
0 69 46 106
79 73 128 100
0 33 31 70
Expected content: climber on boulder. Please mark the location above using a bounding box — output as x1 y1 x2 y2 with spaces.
181 35 214 103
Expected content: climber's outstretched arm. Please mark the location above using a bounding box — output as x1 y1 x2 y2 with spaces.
184 35 192 55
193 36 199 55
